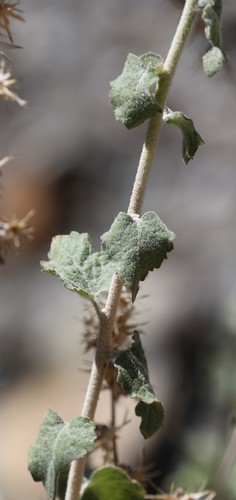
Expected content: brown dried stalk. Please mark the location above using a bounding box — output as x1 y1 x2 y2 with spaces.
0 1 24 42
0 60 26 106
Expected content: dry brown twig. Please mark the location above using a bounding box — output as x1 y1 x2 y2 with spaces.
145 483 216 499
0 1 24 42
0 209 34 262
0 59 26 105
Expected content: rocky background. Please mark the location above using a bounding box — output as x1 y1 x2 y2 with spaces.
0 0 236 498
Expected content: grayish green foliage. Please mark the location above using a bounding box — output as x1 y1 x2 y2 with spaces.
115 332 164 438
164 108 204 164
28 408 96 499
41 232 113 303
29 0 224 497
101 211 174 300
202 46 225 77
81 466 145 500
110 52 163 129
202 1 221 47
198 0 225 76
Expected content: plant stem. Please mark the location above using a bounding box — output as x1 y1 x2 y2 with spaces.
65 1 198 498
65 274 123 500
128 0 198 215
111 383 119 465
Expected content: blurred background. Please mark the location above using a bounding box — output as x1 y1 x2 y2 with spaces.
0 0 236 498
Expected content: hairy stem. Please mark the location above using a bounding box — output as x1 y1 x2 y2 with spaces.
65 1 198 498
65 274 123 500
128 0 198 215
111 383 119 465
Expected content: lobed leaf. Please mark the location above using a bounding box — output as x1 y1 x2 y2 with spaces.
164 108 204 164
28 408 96 499
41 232 113 302
109 52 164 129
101 211 175 301
115 332 164 438
81 466 145 500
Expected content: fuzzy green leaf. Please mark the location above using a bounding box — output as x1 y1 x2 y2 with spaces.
110 52 164 129
81 466 145 500
198 0 225 76
115 332 155 403
41 232 113 302
164 108 204 164
28 409 96 500
135 401 164 439
202 46 225 77
101 211 174 300
201 1 221 47
115 332 164 438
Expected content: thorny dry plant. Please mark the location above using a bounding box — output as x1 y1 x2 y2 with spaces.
0 0 25 105
83 290 139 351
83 290 145 400
94 414 131 464
0 2 33 263
0 59 26 105
0 159 34 266
0 1 24 42
0 208 34 263
145 482 216 499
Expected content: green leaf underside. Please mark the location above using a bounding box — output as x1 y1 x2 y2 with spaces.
56 467 70 499
81 466 145 500
101 211 175 301
115 332 164 438
110 52 164 129
28 408 96 499
115 332 155 403
41 232 113 302
199 0 224 76
202 46 225 77
164 108 204 164
135 401 164 439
